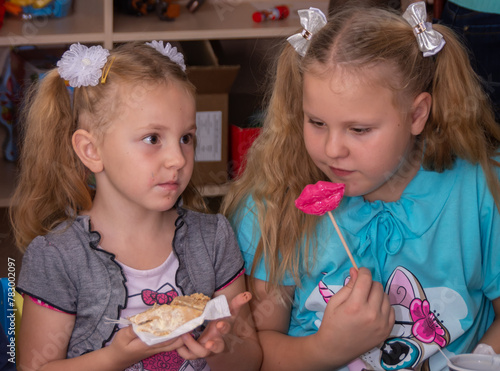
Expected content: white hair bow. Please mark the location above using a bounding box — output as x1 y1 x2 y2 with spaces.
287 7 327 57
57 43 110 88
403 1 445 57
145 40 186 71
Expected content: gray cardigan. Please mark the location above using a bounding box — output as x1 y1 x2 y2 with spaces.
17 205 244 358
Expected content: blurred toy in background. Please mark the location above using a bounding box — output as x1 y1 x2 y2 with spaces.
156 0 179 21
129 0 155 16
4 1 22 17
116 0 179 21
5 0 73 19
0 49 19 162
252 5 289 23
186 0 204 13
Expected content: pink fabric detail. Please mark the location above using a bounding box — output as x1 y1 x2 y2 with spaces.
142 350 184 370
216 268 245 291
25 294 74 315
388 269 415 308
141 289 178 305
410 298 446 347
318 280 333 303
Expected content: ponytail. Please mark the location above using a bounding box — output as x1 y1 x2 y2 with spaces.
223 42 326 296
423 25 500 209
10 70 93 251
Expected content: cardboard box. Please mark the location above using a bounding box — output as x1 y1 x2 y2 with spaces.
183 40 239 186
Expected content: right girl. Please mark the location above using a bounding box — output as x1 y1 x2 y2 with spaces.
223 3 500 370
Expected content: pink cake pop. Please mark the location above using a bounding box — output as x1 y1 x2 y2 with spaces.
295 181 345 215
295 181 358 270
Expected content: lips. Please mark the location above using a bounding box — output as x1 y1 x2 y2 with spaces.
330 167 354 177
156 181 179 191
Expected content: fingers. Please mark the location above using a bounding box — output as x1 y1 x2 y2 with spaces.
214 320 230 336
177 333 213 359
152 336 184 351
348 267 381 304
114 325 139 345
326 268 368 308
327 267 391 319
347 267 358 286
229 291 252 317
204 337 225 354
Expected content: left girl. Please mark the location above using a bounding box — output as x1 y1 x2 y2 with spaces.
12 40 261 371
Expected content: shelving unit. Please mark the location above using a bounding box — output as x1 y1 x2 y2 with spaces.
0 0 328 48
0 0 110 47
0 0 328 207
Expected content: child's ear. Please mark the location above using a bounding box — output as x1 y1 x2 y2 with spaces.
72 129 103 173
410 92 432 136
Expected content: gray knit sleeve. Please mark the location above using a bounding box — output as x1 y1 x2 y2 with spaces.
212 213 245 291
17 235 78 314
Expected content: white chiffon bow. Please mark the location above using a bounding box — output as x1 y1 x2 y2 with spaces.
287 7 327 57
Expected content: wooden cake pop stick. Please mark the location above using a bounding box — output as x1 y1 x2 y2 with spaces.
295 181 358 270
327 211 358 270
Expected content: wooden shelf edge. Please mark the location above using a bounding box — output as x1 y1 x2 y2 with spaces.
0 0 327 46
199 183 230 197
0 33 108 47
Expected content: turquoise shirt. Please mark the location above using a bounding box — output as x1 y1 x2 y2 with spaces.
451 0 500 14
232 158 500 371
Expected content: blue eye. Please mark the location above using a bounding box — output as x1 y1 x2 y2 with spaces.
181 133 193 145
143 135 160 145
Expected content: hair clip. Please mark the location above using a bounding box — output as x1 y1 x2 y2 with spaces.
100 56 116 84
145 40 186 71
402 1 445 57
57 43 110 88
287 7 327 57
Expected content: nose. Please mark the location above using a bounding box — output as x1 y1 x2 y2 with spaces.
324 130 349 159
163 143 186 169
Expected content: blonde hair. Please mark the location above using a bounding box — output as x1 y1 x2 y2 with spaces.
222 6 500 294
11 41 207 252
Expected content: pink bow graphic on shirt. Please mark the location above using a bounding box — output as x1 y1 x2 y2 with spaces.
141 289 178 305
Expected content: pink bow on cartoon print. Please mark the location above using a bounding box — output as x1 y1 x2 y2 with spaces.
141 289 178 305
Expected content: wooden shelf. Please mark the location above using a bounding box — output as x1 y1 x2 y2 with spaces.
0 0 328 48
112 2 312 43
0 0 106 47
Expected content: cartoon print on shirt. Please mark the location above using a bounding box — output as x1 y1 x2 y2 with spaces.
307 266 467 371
125 282 209 371
129 351 208 371
362 267 451 370
128 282 179 306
